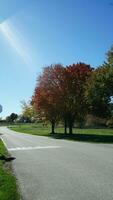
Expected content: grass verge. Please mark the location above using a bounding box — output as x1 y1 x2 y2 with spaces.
0 139 20 200
9 123 113 143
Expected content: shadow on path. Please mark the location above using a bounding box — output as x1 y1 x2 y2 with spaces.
50 133 113 143
0 155 16 162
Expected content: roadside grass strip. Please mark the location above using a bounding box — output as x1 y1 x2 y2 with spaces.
0 139 20 200
10 124 113 143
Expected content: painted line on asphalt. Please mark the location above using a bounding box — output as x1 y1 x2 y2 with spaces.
8 146 61 151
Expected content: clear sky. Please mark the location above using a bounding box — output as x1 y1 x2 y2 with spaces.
0 0 113 118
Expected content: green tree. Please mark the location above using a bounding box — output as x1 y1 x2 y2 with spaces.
106 45 113 67
6 113 18 123
86 64 113 118
21 100 38 122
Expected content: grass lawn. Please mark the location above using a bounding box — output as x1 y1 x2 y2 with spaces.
0 139 20 200
9 123 113 143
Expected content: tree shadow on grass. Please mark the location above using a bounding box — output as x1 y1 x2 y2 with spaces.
50 133 113 143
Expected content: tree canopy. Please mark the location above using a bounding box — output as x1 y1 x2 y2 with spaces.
21 45 113 132
86 46 113 118
33 63 93 134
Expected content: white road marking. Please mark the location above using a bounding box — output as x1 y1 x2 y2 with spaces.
8 146 61 151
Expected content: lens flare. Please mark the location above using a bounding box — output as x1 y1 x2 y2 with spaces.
0 20 34 70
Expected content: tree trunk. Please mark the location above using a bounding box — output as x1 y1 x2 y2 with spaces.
51 120 55 134
69 124 73 134
64 119 67 134
69 119 73 135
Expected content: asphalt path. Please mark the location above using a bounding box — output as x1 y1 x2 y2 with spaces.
0 127 113 200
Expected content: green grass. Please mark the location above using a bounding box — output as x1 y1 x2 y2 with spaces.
9 123 113 143
10 123 51 136
0 140 20 200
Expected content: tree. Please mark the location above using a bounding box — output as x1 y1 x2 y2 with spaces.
86 45 113 120
33 63 93 134
62 63 93 133
106 45 113 67
21 100 38 123
6 113 18 123
33 64 64 134
86 64 113 118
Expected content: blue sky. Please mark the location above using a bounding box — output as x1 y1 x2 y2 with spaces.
0 0 113 118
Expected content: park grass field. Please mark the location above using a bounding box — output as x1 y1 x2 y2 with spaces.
9 123 113 143
0 139 20 200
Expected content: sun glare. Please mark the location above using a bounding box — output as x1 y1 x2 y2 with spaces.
0 20 34 70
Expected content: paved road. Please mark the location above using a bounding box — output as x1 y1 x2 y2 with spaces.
0 127 113 200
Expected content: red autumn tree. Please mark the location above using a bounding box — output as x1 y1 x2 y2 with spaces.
33 62 93 134
61 63 93 134
33 64 64 134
